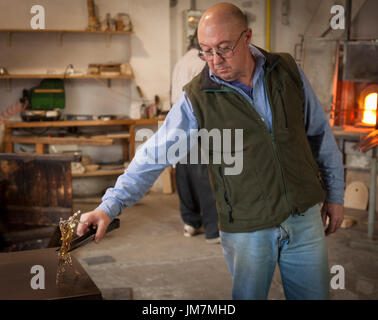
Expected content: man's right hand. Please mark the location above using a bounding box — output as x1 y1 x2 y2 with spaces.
77 209 111 243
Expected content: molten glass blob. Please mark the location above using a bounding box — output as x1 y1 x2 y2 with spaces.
56 211 81 286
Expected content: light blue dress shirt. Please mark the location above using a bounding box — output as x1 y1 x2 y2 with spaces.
98 46 345 220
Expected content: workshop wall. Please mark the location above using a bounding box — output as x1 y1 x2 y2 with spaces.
0 0 171 116
169 0 267 76
270 0 377 109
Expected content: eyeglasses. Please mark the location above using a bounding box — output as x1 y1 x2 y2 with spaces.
198 30 247 61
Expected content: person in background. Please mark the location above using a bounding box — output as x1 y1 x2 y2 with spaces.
171 29 220 244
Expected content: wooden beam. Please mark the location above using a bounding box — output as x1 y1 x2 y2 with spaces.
9 136 114 146
35 143 44 154
5 119 134 128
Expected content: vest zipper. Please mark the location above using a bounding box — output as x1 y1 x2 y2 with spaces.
265 64 293 215
219 166 234 223
211 79 293 217
206 59 293 216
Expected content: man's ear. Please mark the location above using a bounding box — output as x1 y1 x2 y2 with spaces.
245 28 252 45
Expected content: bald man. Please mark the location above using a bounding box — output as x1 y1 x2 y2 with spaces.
77 2 344 300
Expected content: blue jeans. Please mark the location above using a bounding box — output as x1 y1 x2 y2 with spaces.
220 204 330 300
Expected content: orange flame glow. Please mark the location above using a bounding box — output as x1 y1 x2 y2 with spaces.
362 93 378 125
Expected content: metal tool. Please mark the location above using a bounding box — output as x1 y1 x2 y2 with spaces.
56 218 120 253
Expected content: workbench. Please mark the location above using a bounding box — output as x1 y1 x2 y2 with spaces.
4 119 136 160
0 247 102 300
3 118 164 178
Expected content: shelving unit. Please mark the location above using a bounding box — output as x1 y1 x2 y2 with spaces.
1 27 136 172
0 28 166 180
0 28 134 85
4 118 164 178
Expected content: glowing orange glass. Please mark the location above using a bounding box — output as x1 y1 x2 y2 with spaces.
362 92 378 125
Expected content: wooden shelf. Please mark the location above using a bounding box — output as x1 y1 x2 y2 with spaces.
134 118 166 125
5 120 134 128
7 136 115 146
72 168 125 178
4 120 136 161
0 74 134 79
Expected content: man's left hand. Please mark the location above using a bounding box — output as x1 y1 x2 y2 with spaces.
320 203 344 236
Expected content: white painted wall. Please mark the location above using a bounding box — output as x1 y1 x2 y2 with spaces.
170 0 267 75
0 0 171 119
270 0 375 109
0 0 171 166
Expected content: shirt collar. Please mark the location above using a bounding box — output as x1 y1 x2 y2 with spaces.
208 45 266 84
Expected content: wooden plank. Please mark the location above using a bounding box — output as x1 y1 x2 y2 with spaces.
72 169 125 178
332 125 373 139
5 119 134 128
134 118 165 125
122 125 129 161
91 133 130 139
0 153 79 162
129 124 135 160
9 136 114 146
4 126 13 153
35 143 44 154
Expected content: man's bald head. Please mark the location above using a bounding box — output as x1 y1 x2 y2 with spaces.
197 2 253 85
198 2 247 34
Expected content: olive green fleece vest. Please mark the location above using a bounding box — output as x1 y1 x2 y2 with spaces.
183 47 326 233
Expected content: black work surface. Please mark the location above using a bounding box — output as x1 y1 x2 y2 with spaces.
0 247 102 300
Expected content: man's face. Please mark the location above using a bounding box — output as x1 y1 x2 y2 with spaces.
198 23 251 82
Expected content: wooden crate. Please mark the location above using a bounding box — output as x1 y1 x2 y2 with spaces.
0 153 77 251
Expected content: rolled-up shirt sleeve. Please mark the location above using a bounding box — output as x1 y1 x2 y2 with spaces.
97 92 199 220
299 66 345 204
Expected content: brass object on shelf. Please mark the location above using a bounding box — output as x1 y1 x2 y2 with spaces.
86 0 101 31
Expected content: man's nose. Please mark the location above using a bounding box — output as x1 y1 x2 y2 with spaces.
212 52 224 65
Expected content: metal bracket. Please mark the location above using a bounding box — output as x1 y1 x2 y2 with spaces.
7 31 12 47
106 33 112 48
57 32 63 47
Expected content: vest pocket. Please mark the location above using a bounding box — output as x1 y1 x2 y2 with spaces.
217 162 266 222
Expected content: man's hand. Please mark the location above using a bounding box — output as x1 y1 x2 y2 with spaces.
77 209 111 243
320 203 344 236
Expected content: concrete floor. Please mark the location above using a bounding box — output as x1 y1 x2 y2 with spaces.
72 192 378 300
